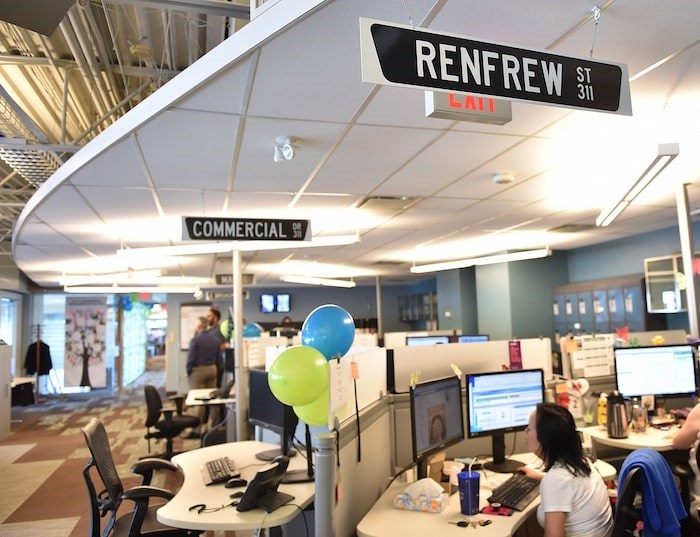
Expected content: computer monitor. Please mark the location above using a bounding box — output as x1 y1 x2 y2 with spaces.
614 344 698 400
405 335 450 346
248 369 298 461
466 368 545 473
456 335 489 343
409 375 465 479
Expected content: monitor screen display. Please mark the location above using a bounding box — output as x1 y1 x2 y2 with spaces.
410 375 464 479
405 335 450 346
614 344 698 399
276 293 291 313
260 294 275 313
248 369 298 460
466 368 544 473
456 335 489 343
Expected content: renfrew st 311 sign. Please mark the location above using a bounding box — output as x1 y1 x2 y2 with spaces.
360 18 631 116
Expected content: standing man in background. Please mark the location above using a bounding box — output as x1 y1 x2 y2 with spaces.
207 305 229 389
186 316 220 436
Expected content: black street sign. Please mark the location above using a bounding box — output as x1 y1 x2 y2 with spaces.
182 217 311 241
360 18 631 115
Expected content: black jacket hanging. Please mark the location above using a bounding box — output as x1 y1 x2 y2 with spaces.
25 340 53 375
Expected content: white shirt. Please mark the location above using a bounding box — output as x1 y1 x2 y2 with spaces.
537 460 613 537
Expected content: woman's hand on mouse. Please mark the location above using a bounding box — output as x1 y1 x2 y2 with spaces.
517 466 544 480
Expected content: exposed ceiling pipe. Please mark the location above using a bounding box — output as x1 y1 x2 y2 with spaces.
83 2 129 118
99 0 131 94
58 16 105 129
64 4 111 121
161 10 175 71
66 8 113 118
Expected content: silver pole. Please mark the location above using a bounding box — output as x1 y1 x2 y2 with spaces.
676 183 699 338
375 275 383 341
314 431 337 537
233 249 248 441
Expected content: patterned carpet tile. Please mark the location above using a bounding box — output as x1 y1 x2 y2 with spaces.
0 362 195 537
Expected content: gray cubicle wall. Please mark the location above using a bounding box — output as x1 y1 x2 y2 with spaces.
390 337 553 393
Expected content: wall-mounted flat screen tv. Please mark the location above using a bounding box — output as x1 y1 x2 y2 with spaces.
276 294 291 313
260 294 275 313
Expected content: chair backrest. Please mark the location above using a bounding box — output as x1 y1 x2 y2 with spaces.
613 448 688 537
144 384 164 428
611 467 642 537
81 417 124 537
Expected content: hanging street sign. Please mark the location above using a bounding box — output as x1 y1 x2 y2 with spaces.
182 217 311 241
360 18 632 116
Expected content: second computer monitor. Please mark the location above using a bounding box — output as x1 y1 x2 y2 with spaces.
466 368 545 473
248 369 298 461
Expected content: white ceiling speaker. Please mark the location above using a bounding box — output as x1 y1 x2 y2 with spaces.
493 172 514 185
273 136 299 162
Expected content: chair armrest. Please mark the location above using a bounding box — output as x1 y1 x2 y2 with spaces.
131 458 179 485
122 486 176 536
122 485 174 503
169 395 185 415
160 407 175 427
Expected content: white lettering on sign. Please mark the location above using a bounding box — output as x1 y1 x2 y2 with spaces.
190 220 288 240
416 40 563 97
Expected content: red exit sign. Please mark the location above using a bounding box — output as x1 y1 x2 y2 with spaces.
425 91 512 125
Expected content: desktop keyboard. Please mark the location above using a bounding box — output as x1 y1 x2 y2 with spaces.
200 456 240 485
487 473 540 511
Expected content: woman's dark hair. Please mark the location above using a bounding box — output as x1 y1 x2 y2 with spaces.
535 402 590 476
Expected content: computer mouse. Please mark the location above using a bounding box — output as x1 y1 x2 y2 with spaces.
230 491 245 499
225 478 247 488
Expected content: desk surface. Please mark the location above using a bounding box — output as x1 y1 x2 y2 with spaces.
580 424 678 451
157 441 315 531
356 454 615 537
185 388 235 407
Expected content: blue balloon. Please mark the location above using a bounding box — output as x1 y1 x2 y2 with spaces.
301 304 355 360
243 322 263 338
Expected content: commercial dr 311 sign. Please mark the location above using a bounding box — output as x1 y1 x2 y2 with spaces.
360 18 631 116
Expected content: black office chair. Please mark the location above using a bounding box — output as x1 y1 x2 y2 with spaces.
672 443 700 536
612 448 688 537
80 417 202 537
143 384 200 459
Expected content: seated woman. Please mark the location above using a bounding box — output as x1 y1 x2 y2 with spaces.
518 402 613 537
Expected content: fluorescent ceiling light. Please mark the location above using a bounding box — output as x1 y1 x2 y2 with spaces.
281 275 357 288
116 233 360 257
59 269 163 286
410 248 552 274
596 142 680 227
63 285 200 294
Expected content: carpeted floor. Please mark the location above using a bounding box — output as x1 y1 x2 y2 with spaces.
0 357 208 537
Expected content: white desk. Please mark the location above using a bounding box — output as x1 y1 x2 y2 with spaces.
185 388 236 442
157 441 315 532
185 388 235 407
580 424 678 452
356 454 616 537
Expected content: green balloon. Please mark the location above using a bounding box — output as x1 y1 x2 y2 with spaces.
294 387 329 427
268 345 329 406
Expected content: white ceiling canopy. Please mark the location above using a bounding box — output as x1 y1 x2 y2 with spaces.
6 0 700 289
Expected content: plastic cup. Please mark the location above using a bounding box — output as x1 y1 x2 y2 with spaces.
457 471 480 515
